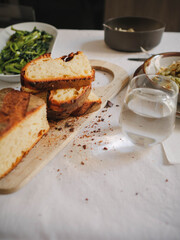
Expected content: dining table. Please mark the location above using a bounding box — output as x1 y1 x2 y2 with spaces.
0 28 180 240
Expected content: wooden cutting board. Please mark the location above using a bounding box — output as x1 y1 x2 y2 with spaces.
0 60 129 194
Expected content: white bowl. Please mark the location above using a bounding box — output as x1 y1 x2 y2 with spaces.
143 52 180 75
0 22 58 83
143 52 180 102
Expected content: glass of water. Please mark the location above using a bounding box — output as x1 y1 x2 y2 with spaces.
119 74 179 147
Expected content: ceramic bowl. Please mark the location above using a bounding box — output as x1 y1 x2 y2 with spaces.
143 52 180 75
143 52 180 102
0 22 58 83
104 17 165 52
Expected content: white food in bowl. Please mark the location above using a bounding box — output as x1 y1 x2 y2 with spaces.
143 53 180 102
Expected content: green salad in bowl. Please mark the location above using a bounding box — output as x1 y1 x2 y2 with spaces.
143 52 180 103
0 22 57 82
0 26 53 74
158 60 180 88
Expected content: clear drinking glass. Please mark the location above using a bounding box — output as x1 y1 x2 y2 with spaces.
119 74 179 147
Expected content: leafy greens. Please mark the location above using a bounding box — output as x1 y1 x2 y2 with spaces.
0 26 53 74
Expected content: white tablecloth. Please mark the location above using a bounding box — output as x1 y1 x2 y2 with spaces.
0 30 180 240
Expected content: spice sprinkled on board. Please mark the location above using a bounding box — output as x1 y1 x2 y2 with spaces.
105 100 113 108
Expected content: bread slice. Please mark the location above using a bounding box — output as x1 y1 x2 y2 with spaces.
47 85 91 120
0 88 49 178
22 84 92 120
21 51 95 91
71 91 102 116
21 86 41 94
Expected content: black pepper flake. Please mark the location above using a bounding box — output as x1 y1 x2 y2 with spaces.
83 145 87 149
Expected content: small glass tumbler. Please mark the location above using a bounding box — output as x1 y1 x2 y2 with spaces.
119 74 179 147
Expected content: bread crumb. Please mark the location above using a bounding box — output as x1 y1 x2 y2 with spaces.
65 122 72 128
105 100 113 108
69 127 74 132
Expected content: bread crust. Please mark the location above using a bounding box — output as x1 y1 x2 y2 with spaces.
21 71 95 91
21 52 95 91
48 85 91 110
0 88 47 138
0 88 29 137
0 88 49 178
21 86 41 94
71 99 102 116
47 85 91 120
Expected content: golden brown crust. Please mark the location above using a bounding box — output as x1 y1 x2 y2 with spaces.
0 88 46 139
21 70 95 91
21 86 42 94
47 85 91 120
0 89 30 137
20 52 95 91
48 85 91 110
0 88 49 179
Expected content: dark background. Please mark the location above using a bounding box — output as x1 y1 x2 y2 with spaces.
0 0 180 31
0 0 105 29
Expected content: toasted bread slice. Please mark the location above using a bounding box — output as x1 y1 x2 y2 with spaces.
0 88 49 178
47 85 91 120
23 84 92 120
71 91 102 116
21 51 95 91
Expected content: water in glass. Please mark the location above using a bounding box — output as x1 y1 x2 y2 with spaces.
120 87 176 147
